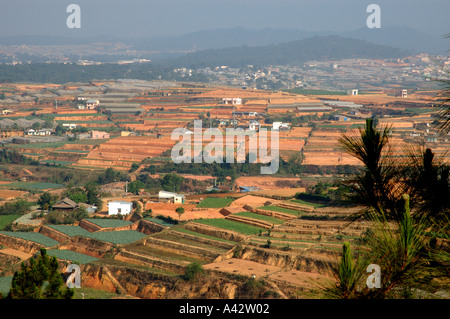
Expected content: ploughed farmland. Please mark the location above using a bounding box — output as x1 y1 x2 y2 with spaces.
74 135 177 170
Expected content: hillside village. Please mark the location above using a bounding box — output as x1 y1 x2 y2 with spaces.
0 77 448 299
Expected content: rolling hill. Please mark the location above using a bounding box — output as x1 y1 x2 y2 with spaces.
166 35 410 68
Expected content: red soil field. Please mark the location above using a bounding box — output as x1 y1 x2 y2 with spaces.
144 202 225 220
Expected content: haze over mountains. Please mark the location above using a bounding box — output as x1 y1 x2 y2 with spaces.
132 26 448 55
164 35 409 68
0 26 447 56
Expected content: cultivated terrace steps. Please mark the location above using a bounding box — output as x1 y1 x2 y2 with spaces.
225 214 274 229
142 236 224 263
253 208 296 221
163 229 236 251
276 202 315 213
114 249 188 275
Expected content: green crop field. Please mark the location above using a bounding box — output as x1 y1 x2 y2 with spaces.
197 197 234 208
289 199 327 208
55 120 113 124
195 218 265 236
85 218 133 228
258 205 304 216
1 182 65 190
40 160 74 166
47 226 146 245
316 124 349 129
53 149 89 154
0 215 20 230
0 231 59 247
48 225 91 237
144 217 175 228
88 230 147 244
235 211 285 225
172 226 235 244
47 249 98 264
7 142 67 149
181 106 214 109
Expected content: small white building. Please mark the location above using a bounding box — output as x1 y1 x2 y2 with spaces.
107 201 133 215
26 128 53 136
272 122 290 131
249 120 261 131
86 99 100 109
347 89 358 96
158 191 185 204
222 98 242 105
62 123 77 130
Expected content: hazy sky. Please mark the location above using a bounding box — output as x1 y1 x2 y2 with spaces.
1 0 449 38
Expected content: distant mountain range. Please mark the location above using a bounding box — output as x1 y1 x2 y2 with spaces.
163 35 409 68
132 26 449 55
1 26 448 55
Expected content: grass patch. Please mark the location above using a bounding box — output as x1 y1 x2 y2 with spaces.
197 197 234 208
195 218 265 236
71 286 123 299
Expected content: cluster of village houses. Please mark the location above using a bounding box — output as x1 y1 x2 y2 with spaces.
52 190 185 216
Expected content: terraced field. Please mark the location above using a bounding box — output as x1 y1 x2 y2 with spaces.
195 218 266 236
257 205 305 217
234 211 285 225
0 231 60 247
115 225 238 275
0 195 371 298
84 218 133 228
47 225 147 245
197 197 234 208
47 249 99 264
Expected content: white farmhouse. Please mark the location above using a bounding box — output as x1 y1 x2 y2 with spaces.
158 191 185 204
222 98 242 105
272 122 290 131
86 99 100 109
249 120 261 131
107 201 133 215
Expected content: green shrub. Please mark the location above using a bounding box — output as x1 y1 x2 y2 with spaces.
184 263 204 281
